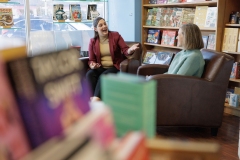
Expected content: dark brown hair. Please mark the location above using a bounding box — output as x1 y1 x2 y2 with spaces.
93 17 105 38
180 23 204 50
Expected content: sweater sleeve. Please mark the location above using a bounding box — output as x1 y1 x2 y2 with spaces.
176 54 200 76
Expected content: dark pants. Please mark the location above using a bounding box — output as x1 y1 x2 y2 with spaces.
86 67 119 98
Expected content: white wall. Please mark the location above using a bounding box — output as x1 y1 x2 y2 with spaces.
108 0 141 42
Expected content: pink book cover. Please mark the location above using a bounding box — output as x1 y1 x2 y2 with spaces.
0 56 30 160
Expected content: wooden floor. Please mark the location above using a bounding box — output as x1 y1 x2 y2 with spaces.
156 113 239 160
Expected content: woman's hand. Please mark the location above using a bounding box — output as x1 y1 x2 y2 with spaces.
128 43 140 55
90 62 101 69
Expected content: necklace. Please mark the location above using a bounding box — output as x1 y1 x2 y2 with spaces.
100 36 109 44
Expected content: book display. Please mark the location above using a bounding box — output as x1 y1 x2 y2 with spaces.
87 4 97 20
69 4 81 21
0 8 13 27
143 51 157 64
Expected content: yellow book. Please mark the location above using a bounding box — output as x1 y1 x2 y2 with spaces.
194 6 208 28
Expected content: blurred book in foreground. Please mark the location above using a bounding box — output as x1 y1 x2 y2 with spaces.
147 138 220 160
6 48 91 148
101 72 157 138
0 46 30 160
22 103 115 160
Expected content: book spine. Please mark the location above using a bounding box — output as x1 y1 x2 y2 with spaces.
7 58 44 148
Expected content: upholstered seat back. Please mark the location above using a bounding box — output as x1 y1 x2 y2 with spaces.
120 41 143 74
201 49 234 85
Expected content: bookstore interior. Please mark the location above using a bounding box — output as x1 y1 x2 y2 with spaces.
1 0 240 159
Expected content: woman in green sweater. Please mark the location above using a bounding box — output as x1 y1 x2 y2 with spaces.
166 23 205 77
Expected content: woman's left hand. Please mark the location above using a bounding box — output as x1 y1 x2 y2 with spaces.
128 43 139 55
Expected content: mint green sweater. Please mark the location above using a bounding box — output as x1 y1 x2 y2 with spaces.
166 49 205 77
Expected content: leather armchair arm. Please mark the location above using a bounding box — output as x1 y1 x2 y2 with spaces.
137 64 169 76
150 74 225 127
120 59 141 74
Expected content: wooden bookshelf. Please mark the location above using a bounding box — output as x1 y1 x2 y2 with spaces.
224 103 240 117
221 0 240 116
141 0 226 58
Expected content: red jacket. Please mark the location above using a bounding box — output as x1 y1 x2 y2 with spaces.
88 31 129 70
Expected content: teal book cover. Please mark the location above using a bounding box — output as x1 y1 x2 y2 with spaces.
101 73 156 138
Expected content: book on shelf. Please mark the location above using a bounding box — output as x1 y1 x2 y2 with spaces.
229 93 239 107
194 6 208 28
149 0 157 4
180 8 195 26
226 88 234 103
156 7 167 27
222 28 240 52
157 0 168 4
204 7 217 28
87 4 97 20
0 49 30 160
145 9 153 26
53 4 65 21
6 48 92 149
146 29 161 44
154 52 174 65
143 51 157 64
151 8 158 26
206 33 216 50
101 72 157 138
234 87 240 106
230 62 240 79
167 0 182 3
161 30 178 46
69 4 81 21
171 7 182 27
202 35 209 49
0 8 14 27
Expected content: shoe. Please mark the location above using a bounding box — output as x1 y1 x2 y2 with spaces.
90 96 101 102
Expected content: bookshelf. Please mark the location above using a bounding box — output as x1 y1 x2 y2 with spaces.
141 0 226 55
221 0 240 116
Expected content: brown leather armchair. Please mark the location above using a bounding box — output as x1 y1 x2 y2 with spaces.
79 41 142 74
137 49 234 136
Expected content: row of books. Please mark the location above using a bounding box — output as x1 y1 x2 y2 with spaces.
222 28 240 52
0 8 14 27
143 51 174 65
146 6 217 28
146 29 216 50
149 0 215 4
53 4 98 21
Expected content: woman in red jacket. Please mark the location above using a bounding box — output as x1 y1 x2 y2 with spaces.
87 17 139 102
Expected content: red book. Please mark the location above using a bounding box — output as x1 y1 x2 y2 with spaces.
113 132 149 160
